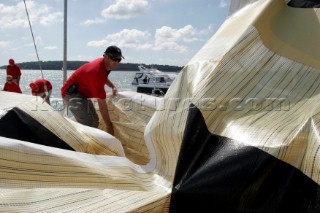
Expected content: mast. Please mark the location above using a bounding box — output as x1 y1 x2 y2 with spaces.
63 0 67 83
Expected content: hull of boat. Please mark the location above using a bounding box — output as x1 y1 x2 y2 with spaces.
137 84 169 95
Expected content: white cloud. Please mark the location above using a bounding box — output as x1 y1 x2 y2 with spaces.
101 0 148 20
44 46 57 50
87 28 152 50
82 0 148 25
81 18 106 26
40 12 63 26
0 1 62 29
219 0 228 8
87 40 109 48
87 25 206 54
154 25 200 52
154 41 187 53
0 41 11 48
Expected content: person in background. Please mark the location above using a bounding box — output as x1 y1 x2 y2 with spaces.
61 45 124 135
3 75 22 94
6 58 21 85
29 79 53 105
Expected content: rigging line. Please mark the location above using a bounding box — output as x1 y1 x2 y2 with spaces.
23 0 44 80
23 0 49 100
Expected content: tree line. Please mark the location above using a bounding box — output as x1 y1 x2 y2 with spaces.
0 61 183 72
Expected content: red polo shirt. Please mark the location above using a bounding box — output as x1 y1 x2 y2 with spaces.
3 82 22 93
6 64 21 79
31 79 53 95
61 58 110 99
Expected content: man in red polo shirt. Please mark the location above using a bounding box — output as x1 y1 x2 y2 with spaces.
61 45 124 135
29 79 53 105
6 58 21 85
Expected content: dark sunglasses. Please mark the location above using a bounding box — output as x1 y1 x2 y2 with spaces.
108 54 121 62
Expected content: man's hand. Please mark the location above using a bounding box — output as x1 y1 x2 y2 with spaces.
112 87 117 97
97 98 114 136
106 123 114 135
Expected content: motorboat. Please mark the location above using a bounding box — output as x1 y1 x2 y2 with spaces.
137 81 170 96
132 65 176 95
132 65 173 85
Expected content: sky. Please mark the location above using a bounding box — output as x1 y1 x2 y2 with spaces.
0 0 230 67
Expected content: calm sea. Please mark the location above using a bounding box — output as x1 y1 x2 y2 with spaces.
0 69 140 98
0 69 178 110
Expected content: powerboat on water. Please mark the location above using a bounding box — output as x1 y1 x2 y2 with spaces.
132 65 176 95
132 65 174 85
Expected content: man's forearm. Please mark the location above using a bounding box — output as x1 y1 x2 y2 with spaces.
106 79 115 89
105 79 117 96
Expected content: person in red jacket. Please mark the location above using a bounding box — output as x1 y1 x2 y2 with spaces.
29 79 53 105
3 75 22 94
6 58 21 85
61 45 124 135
